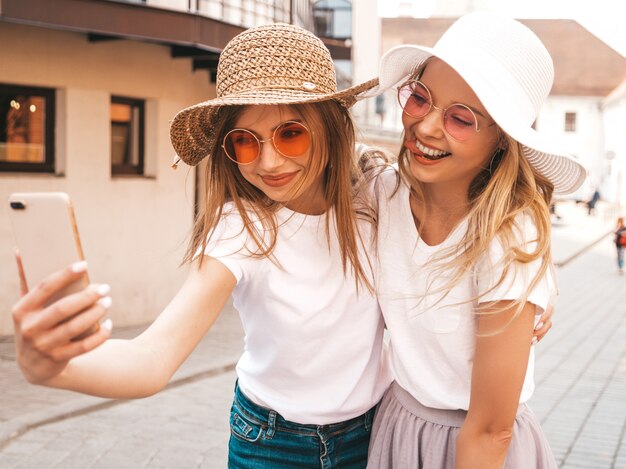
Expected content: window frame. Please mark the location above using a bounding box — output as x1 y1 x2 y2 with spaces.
564 111 577 132
111 96 145 176
0 83 55 173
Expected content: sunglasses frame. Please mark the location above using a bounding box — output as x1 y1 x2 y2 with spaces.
397 79 491 142
222 120 312 165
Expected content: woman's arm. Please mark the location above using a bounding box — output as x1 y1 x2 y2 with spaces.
13 255 236 399
455 300 536 469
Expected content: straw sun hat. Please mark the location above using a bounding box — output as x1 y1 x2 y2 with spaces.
170 23 377 167
363 12 587 195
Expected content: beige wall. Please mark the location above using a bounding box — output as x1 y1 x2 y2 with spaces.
351 0 381 126
0 22 215 335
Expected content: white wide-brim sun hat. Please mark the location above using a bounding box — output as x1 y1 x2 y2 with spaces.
363 12 586 195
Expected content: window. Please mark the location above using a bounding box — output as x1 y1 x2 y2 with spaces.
314 8 333 36
313 0 352 39
0 84 55 172
111 97 144 175
565 112 576 132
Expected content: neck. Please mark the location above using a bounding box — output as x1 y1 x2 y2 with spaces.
423 182 470 214
285 187 328 215
410 185 471 245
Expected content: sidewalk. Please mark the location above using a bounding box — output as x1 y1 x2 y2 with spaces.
550 199 617 266
0 201 622 468
531 203 626 468
0 301 244 448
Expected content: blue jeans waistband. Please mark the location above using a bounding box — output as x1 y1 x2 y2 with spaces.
233 381 375 438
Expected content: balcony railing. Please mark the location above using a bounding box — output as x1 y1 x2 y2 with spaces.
1 0 347 81
191 0 289 27
137 0 314 31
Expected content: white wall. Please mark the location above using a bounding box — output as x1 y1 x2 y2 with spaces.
0 22 214 335
602 94 626 209
351 0 381 126
539 96 605 200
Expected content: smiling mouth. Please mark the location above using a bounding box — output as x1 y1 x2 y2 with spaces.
260 172 298 187
407 139 451 160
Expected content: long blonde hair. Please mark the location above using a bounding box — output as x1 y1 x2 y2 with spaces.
183 101 376 292
398 130 554 322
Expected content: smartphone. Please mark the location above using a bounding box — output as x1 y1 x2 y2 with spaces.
8 192 99 339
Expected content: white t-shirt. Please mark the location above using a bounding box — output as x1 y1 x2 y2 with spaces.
204 203 390 424
375 168 555 410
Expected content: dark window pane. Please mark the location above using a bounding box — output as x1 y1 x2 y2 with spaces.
0 85 54 172
111 97 144 175
111 121 130 166
565 112 576 132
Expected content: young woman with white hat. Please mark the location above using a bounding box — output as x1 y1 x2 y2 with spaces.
364 12 586 468
11 23 391 468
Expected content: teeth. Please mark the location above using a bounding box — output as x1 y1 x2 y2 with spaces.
415 140 449 157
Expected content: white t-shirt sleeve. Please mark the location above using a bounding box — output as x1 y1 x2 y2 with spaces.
200 207 258 283
476 214 555 314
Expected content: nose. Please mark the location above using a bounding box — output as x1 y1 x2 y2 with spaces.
414 107 445 140
256 137 283 169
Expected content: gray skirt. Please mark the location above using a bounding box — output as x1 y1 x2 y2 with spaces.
367 382 557 469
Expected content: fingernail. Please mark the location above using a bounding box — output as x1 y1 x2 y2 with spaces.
534 322 544 331
96 284 111 296
71 260 88 273
97 296 112 309
101 318 113 331
531 336 538 345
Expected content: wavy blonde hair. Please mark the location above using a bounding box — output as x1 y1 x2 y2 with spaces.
183 101 378 293
397 131 554 324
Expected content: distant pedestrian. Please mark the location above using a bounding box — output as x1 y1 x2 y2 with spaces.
615 216 626 275
586 188 600 215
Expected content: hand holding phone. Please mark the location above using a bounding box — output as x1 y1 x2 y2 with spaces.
9 192 100 339
12 255 112 384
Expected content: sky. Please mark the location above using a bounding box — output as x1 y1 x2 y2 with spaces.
377 0 626 57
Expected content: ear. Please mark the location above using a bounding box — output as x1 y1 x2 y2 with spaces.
496 129 510 151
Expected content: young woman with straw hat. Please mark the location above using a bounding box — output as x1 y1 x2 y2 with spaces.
363 12 586 468
11 23 390 467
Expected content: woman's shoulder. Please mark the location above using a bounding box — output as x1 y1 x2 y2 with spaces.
511 211 539 240
355 143 394 177
479 212 540 261
214 201 269 239
354 144 395 187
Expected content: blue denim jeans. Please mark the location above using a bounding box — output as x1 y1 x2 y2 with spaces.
228 382 375 469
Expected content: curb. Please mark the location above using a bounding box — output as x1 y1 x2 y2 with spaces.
554 230 613 268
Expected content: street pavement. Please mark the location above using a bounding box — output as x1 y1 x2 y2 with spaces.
0 200 624 468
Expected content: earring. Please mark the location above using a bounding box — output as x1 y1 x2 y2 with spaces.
488 148 504 175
